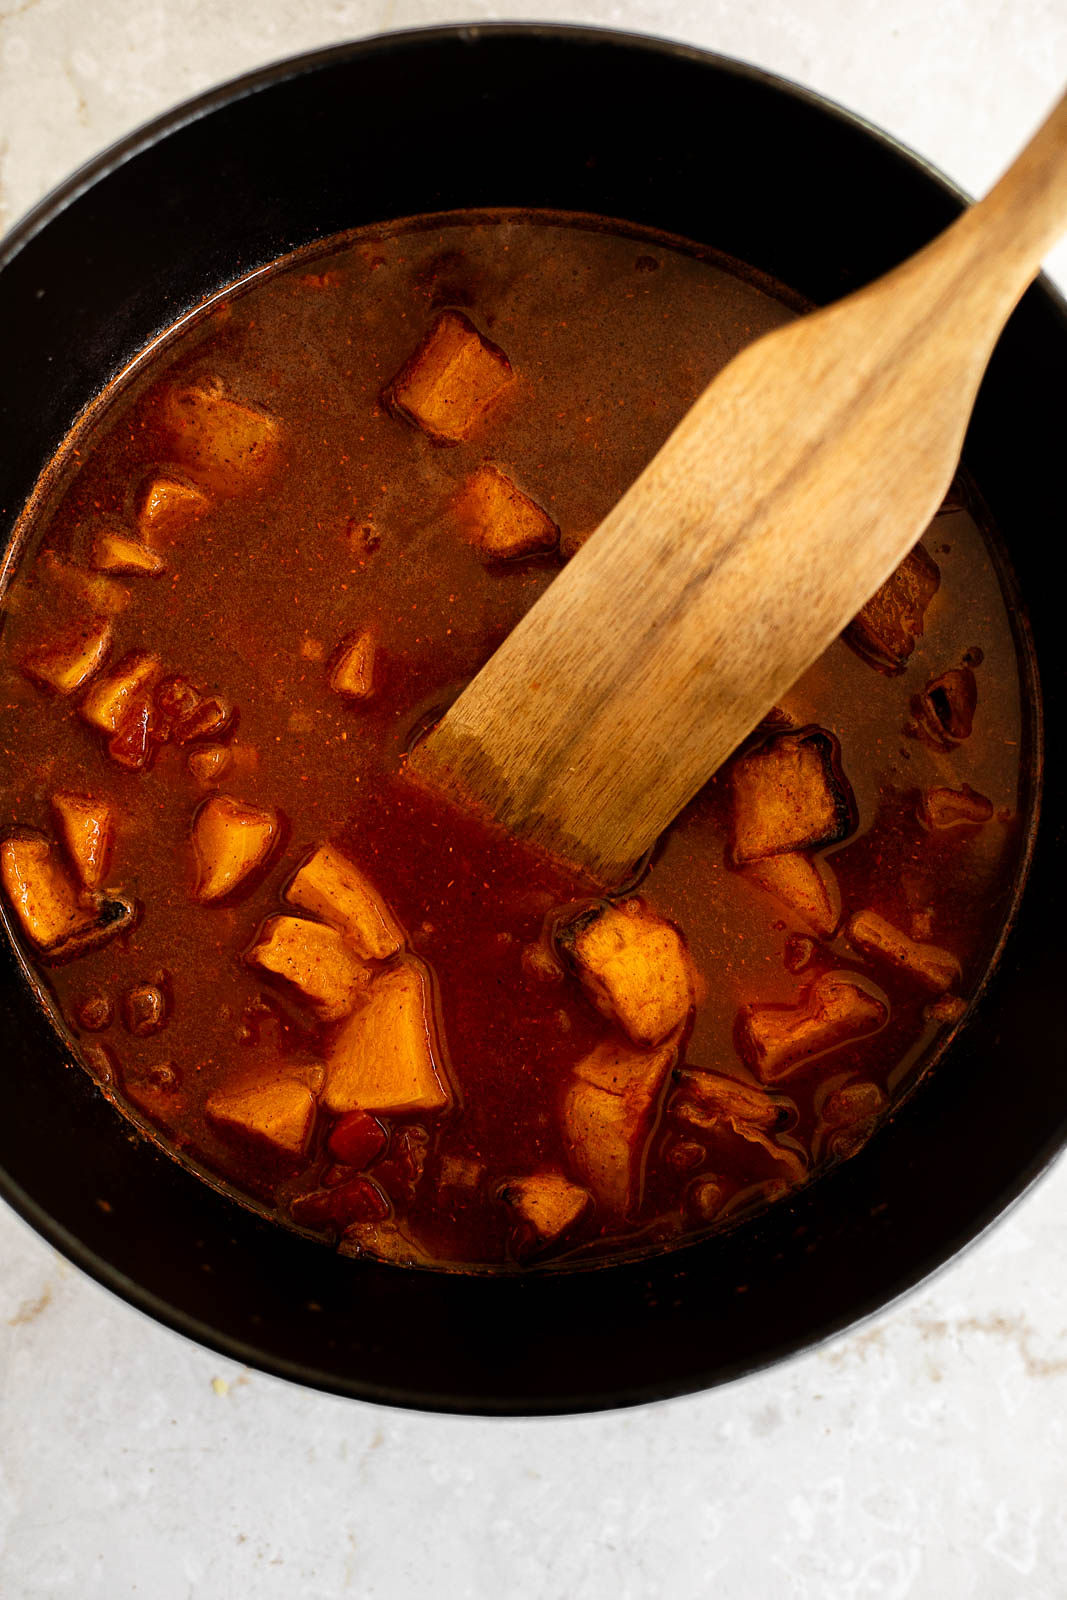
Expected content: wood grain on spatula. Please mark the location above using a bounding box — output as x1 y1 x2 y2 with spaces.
413 89 1067 886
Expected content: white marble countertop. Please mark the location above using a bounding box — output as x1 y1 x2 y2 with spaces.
2 3 1066 1596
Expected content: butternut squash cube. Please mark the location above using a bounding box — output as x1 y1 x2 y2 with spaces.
844 543 940 674
52 792 114 891
80 652 161 734
137 474 211 539
384 311 514 443
328 630 376 699
192 794 282 903
739 973 888 1083
816 1079 888 1160
323 960 450 1116
920 784 993 831
690 1177 730 1223
847 909 961 995
186 743 233 787
161 381 280 493
39 553 131 616
341 1219 428 1265
500 1172 590 1241
740 851 841 939
821 1079 887 1130
730 728 856 864
248 914 369 1021
122 982 167 1036
925 994 966 1026
562 1039 676 1213
673 1072 807 1185
21 617 112 696
285 843 402 961
206 1076 316 1158
1 833 96 952
559 899 697 1047
439 1153 485 1188
453 465 558 560
671 1070 795 1135
90 530 165 576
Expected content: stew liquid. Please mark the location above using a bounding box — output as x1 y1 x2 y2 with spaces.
0 212 1030 1268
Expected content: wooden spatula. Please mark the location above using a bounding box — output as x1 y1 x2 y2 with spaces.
413 88 1067 886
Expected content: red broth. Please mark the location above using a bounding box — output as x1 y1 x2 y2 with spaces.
0 212 1030 1268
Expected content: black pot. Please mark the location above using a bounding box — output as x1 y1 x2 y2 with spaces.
1 25 1063 1416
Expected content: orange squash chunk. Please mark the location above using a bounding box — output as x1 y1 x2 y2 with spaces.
730 728 856 864
192 795 282 903
21 617 111 696
341 1219 429 1265
560 899 697 1048
500 1173 590 1241
286 843 402 961
90 530 165 576
137 474 211 539
439 1153 484 1189
384 311 514 443
847 909 961 994
0 833 96 952
323 960 450 1116
206 1076 316 1158
52 792 114 891
453 465 558 560
186 743 233 786
920 784 993 830
671 1070 806 1182
925 994 966 1026
80 652 161 734
38 553 131 616
822 1080 887 1130
671 1070 795 1135
562 1039 676 1213
248 914 369 1021
817 1079 889 1159
328 630 376 699
844 543 940 674
740 851 841 938
739 973 888 1083
161 381 280 493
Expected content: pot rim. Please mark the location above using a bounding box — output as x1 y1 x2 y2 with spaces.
0 22 1020 271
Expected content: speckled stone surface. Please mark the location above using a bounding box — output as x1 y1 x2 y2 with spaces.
2 3 1066 1596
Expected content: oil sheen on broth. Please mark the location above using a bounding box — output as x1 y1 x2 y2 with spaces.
0 212 1028 1269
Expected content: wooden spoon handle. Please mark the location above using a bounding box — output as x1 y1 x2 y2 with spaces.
961 88 1067 283
891 88 1067 357
413 88 1067 886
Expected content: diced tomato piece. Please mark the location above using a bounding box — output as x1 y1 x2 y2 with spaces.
290 1176 389 1228
108 696 157 769
326 1110 388 1168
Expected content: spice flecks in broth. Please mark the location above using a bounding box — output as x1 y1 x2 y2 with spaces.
0 211 1027 1268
